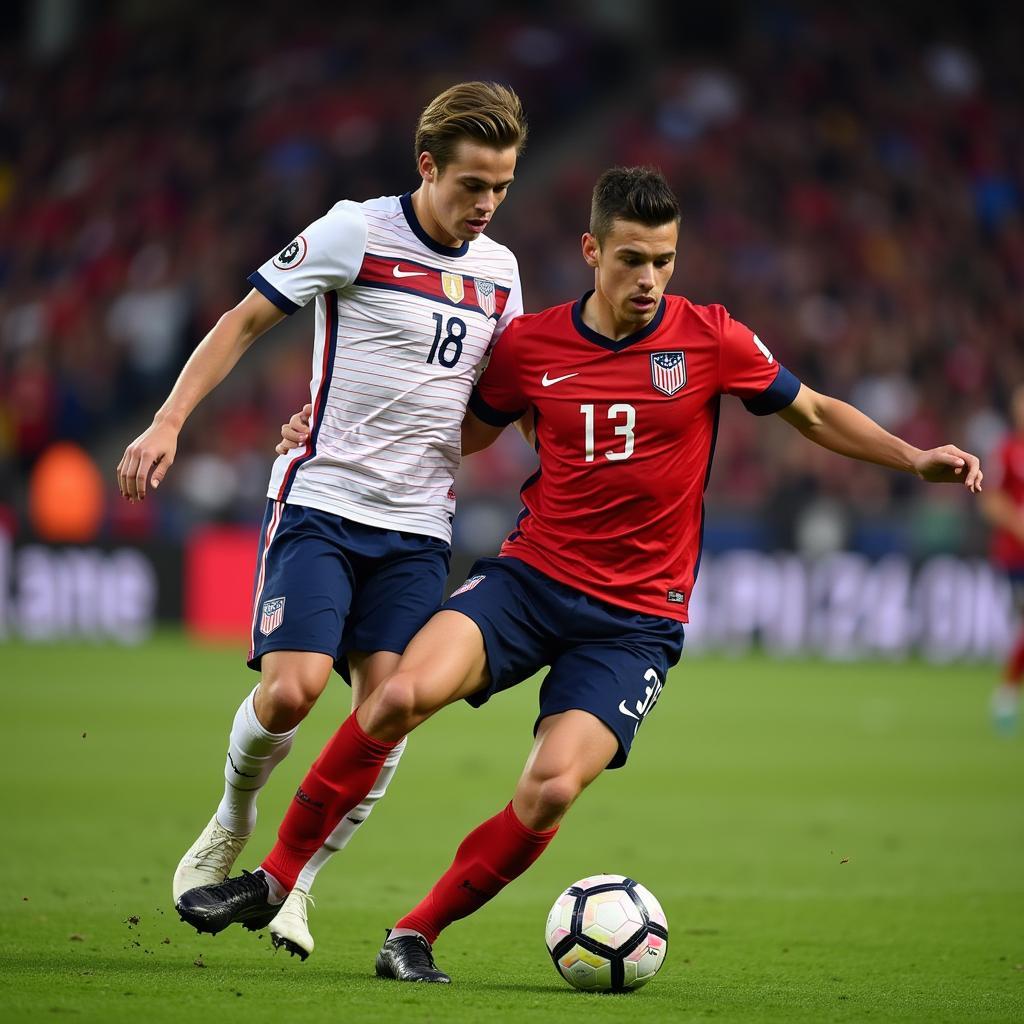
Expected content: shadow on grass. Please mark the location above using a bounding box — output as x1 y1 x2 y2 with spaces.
464 980 639 997
5 943 684 1003
2 949 372 985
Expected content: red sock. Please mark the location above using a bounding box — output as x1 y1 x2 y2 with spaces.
261 713 399 890
1006 627 1024 685
395 803 557 944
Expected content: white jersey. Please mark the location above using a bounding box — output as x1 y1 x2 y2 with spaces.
249 193 522 543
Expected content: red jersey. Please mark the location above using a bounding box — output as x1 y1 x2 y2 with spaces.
990 433 1024 569
469 292 800 621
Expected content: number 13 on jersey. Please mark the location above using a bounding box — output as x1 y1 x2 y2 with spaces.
580 403 636 462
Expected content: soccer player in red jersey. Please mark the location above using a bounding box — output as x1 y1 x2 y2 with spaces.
182 167 983 980
981 384 1024 730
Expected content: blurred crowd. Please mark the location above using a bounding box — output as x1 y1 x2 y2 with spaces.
1 4 1020 557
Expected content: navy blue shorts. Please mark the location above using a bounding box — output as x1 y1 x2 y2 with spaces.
443 556 685 769
248 500 451 679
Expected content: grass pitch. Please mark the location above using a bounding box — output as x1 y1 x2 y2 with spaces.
2 635 1022 1023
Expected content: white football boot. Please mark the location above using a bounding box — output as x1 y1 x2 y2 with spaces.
270 887 315 960
172 815 252 902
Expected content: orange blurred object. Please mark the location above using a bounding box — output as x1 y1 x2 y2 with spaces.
29 442 106 542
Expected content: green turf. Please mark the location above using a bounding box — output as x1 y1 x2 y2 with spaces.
2 635 1022 1022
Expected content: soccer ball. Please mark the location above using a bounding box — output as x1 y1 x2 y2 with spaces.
544 874 668 992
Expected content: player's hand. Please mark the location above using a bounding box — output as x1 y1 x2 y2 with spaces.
276 403 312 455
116 419 179 502
913 445 983 493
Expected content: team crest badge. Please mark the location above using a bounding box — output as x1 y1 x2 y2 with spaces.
474 278 496 317
650 351 687 396
273 235 307 271
441 272 465 304
260 597 286 636
450 574 486 597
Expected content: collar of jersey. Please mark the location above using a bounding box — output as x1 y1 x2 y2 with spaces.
571 290 667 352
400 192 469 258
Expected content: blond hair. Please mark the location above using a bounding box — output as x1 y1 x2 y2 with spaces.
415 82 527 172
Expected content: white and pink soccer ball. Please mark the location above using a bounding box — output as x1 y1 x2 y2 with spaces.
544 874 668 992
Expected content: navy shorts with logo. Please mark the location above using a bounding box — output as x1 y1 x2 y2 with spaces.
248 500 451 679
443 556 685 769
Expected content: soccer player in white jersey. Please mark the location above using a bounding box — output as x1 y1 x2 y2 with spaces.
115 82 527 948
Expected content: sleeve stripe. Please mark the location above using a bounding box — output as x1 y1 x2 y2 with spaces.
468 389 524 427
742 364 801 416
248 271 300 315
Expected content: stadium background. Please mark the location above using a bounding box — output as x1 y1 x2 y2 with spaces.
3 3 1023 1022
1 0 1021 657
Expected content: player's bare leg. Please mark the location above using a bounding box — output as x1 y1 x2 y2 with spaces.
177 612 486 937
357 610 492 738
173 650 332 906
377 710 617 982
510 710 619 830
271 650 405 960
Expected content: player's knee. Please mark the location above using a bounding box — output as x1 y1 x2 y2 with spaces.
258 673 323 727
369 673 424 735
529 772 584 822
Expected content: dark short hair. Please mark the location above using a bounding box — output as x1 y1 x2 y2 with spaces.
590 166 680 241
415 82 527 173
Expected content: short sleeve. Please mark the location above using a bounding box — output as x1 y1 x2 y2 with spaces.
491 258 524 346
719 310 801 415
248 201 368 314
468 320 528 427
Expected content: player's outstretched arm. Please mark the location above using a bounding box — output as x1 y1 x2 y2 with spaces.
776 384 983 492
117 290 286 501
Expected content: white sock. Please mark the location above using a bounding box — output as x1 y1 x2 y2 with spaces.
215 687 296 836
294 737 408 892
255 867 287 904
388 928 426 941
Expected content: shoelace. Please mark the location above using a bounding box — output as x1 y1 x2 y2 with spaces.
396 934 440 971
286 889 316 912
212 870 267 901
193 833 240 865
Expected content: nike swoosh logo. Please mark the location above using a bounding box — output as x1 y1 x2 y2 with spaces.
541 372 580 387
618 700 640 722
393 265 429 278
227 752 258 778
